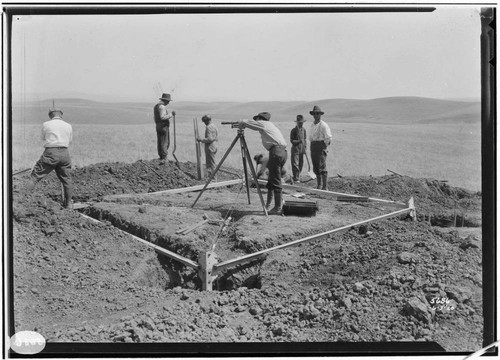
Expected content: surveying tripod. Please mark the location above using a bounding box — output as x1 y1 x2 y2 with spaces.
191 123 268 217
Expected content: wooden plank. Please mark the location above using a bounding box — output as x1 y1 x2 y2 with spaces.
73 202 90 210
214 205 412 273
176 219 209 235
12 168 31 176
104 179 243 199
337 196 369 202
78 213 199 269
257 180 406 207
387 169 403 177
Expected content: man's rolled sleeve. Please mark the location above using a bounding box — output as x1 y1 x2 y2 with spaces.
241 119 265 132
322 123 332 146
159 105 172 121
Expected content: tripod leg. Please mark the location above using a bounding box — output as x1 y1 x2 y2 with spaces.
241 136 268 217
192 134 240 208
240 138 251 204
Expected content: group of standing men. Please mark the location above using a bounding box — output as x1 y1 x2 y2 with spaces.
290 105 332 190
153 92 332 214
26 92 331 214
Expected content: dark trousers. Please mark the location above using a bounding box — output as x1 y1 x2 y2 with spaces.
266 145 287 192
291 146 305 180
30 147 73 201
310 141 328 176
157 127 170 160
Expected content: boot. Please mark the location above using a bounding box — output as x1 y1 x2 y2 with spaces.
316 176 322 189
63 187 73 209
24 179 36 194
269 190 283 215
265 190 274 211
321 174 328 190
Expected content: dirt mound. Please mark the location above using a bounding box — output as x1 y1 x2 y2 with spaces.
327 175 481 226
11 160 483 352
14 159 237 203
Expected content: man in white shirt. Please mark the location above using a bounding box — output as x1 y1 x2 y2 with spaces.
154 93 176 164
238 112 287 214
196 115 218 179
26 108 74 209
309 105 332 190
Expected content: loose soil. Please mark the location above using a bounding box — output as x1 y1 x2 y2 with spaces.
11 159 483 352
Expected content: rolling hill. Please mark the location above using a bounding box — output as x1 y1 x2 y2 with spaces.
11 96 480 125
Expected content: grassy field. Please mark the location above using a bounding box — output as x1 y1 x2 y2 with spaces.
11 120 482 191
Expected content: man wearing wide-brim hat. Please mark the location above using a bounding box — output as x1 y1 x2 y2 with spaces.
308 105 332 190
238 112 288 214
153 93 176 164
290 114 307 183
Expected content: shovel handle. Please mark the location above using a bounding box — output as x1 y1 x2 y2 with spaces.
305 152 312 171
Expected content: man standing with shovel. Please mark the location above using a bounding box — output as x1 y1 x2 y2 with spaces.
153 93 176 164
290 114 307 183
309 105 332 190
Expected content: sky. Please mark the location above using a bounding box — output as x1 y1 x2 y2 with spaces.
11 6 482 103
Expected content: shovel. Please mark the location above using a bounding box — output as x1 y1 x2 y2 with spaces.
304 153 316 181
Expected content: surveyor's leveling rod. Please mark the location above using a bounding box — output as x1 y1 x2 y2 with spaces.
172 114 179 165
193 118 202 179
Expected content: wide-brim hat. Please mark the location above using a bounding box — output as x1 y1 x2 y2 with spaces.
309 105 324 115
159 93 173 102
48 109 63 117
253 112 271 121
295 115 306 123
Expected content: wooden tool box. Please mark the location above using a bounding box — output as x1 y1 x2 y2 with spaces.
282 199 319 216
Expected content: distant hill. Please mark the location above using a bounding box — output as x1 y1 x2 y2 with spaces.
11 96 480 125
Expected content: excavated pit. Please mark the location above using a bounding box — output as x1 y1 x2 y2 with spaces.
80 187 395 291
426 213 481 228
12 161 485 349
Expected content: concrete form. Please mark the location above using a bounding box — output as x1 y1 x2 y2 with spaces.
78 180 416 291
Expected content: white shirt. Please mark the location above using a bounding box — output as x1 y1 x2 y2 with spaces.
309 120 332 144
41 117 72 148
241 119 287 150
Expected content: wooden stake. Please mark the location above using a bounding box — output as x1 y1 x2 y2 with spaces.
199 251 218 291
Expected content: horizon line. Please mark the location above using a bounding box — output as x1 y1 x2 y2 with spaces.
12 95 482 104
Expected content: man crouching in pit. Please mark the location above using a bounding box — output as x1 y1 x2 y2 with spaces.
254 154 288 183
237 112 287 215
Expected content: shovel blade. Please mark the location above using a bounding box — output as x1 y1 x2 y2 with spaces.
307 170 317 180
